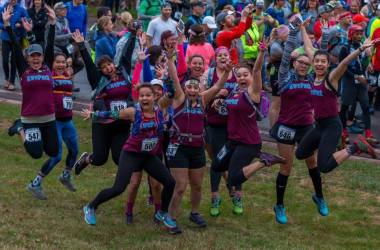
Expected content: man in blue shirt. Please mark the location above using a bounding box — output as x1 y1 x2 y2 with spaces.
266 0 286 37
65 0 87 38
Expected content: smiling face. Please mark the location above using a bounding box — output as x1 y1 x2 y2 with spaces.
216 49 230 69
293 55 311 77
99 61 116 76
138 86 155 111
313 53 329 77
223 15 235 28
27 53 44 70
53 54 67 74
184 82 201 102
236 67 252 90
152 85 164 101
189 56 205 78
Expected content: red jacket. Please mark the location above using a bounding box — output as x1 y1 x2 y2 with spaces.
216 17 253 65
314 19 336 41
372 28 380 71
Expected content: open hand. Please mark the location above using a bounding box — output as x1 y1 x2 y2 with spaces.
21 17 33 32
2 5 13 26
72 29 84 43
81 108 92 120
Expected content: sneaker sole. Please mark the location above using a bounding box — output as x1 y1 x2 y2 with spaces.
59 177 77 192
358 135 377 159
27 185 47 200
83 207 96 225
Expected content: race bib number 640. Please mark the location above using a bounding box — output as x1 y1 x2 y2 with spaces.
277 125 296 141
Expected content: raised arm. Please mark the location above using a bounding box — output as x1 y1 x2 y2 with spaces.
72 30 101 90
278 27 299 90
300 24 314 61
44 5 57 69
2 6 28 75
320 20 329 52
200 61 232 107
249 42 266 100
167 46 185 108
329 40 375 89
120 32 138 76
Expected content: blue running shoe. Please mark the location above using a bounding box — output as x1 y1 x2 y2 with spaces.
163 213 177 229
274 204 287 224
312 194 329 216
154 210 165 222
27 183 47 200
83 205 96 225
347 124 363 134
189 212 207 228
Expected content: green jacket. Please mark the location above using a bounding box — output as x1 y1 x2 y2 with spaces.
138 0 162 32
241 24 260 60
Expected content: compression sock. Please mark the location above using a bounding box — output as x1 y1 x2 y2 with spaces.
308 168 323 198
276 173 289 205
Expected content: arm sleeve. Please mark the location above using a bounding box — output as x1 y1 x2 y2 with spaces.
120 34 137 76
278 29 299 90
45 24 56 70
320 27 329 52
216 20 249 43
6 26 28 75
78 41 101 90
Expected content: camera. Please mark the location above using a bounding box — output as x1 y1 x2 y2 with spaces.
132 20 142 30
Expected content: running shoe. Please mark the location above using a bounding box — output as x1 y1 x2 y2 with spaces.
27 183 47 200
74 152 90 175
232 196 243 215
83 205 96 225
274 204 287 224
356 135 377 159
210 197 221 217
154 211 177 229
312 194 329 217
347 124 363 134
125 213 133 224
8 119 22 137
189 212 207 228
168 222 182 235
59 174 76 192
259 152 286 167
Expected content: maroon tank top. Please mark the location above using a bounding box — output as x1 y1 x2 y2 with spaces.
52 72 73 120
311 80 339 120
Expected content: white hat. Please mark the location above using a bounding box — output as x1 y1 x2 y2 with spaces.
150 79 164 88
202 16 217 29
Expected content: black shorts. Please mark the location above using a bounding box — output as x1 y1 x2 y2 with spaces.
270 122 314 145
168 145 206 169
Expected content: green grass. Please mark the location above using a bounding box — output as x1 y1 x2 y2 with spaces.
0 102 379 249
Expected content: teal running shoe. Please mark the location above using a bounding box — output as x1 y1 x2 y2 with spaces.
154 210 165 222
83 205 96 225
59 174 76 192
155 211 178 229
210 197 221 217
274 204 287 224
312 194 329 216
232 196 243 215
27 183 47 200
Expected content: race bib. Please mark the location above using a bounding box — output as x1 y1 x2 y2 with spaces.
166 143 179 158
277 125 296 141
217 145 228 161
63 96 73 110
218 104 228 116
25 128 41 143
141 137 158 152
110 101 127 112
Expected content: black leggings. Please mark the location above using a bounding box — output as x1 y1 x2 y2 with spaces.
340 90 371 129
22 121 59 159
2 40 16 84
207 126 241 192
89 151 175 212
296 116 342 174
91 121 130 166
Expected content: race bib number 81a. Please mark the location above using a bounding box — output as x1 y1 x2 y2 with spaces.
110 101 127 112
25 128 41 143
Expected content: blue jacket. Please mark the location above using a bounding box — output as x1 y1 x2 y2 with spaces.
65 1 87 38
0 3 28 41
95 31 118 63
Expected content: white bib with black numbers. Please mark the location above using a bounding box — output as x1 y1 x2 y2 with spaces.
63 96 73 110
110 101 127 112
141 137 158 152
217 144 228 161
25 128 42 142
277 125 296 141
166 143 179 157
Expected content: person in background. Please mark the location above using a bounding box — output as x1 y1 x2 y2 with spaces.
328 11 352 46
53 2 71 55
350 0 361 16
146 3 177 47
0 0 29 91
27 0 48 47
103 0 120 13
184 0 205 39
313 4 333 41
95 15 118 62
265 0 286 38
352 13 369 30
233 0 250 13
65 0 87 38
88 6 112 61
361 0 378 19
138 0 162 32
202 15 217 44
301 0 319 34
253 0 277 39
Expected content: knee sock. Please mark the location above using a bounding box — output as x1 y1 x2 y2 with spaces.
308 168 323 198
276 173 289 205
32 174 44 187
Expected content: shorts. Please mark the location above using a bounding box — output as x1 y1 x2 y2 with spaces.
270 122 314 145
168 145 206 169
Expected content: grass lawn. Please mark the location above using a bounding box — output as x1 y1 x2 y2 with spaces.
0 101 379 249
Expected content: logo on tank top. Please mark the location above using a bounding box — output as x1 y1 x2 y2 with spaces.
141 120 157 129
311 89 323 96
54 79 73 87
224 82 237 90
105 80 129 90
183 106 203 115
288 83 311 90
225 98 239 105
26 75 50 82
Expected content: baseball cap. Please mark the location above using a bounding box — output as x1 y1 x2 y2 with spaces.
338 11 351 22
54 2 67 11
256 0 265 8
318 5 332 15
190 0 205 8
27 44 44 56
202 16 217 29
151 79 164 88
352 14 369 24
216 11 234 25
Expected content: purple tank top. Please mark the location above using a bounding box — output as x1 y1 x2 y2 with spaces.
206 70 238 126
171 98 205 147
101 75 132 112
123 105 164 155
20 66 55 117
311 81 339 120
52 72 73 120
227 92 261 145
278 79 314 126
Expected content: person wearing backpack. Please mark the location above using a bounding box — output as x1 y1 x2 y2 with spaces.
138 0 162 32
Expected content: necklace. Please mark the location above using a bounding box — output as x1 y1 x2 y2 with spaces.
314 78 324 85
